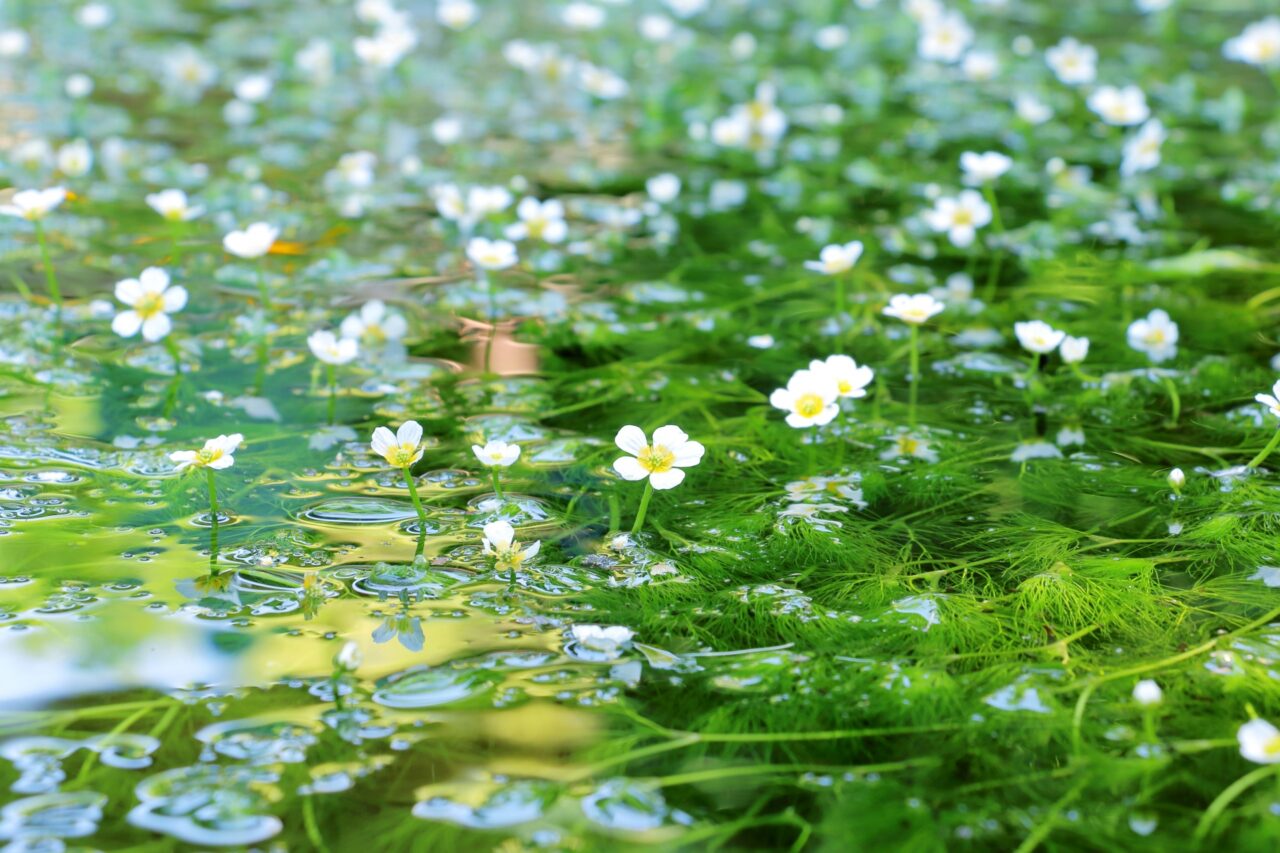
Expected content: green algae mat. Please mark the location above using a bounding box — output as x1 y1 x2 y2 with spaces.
4 0 1280 850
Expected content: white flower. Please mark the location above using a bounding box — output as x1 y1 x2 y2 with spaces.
613 424 705 489
923 190 992 247
1045 37 1097 85
65 74 94 99
1126 309 1178 363
0 29 29 58
1225 18 1280 68
1238 718 1280 764
77 3 114 28
1059 335 1090 364
234 74 272 103
563 2 605 30
1087 85 1150 127
335 641 362 670
334 151 377 188
646 173 681 204
1168 468 1185 490
466 237 518 271
568 624 635 657
747 334 775 349
1010 441 1063 463
960 151 1012 185
0 187 67 221
1255 379 1280 419
504 198 567 244
354 28 417 69
1132 679 1163 706
340 300 408 343
308 330 359 365
163 46 217 97
437 0 479 30
370 420 425 468
881 432 939 463
918 10 972 63
472 440 521 468
1014 93 1053 125
55 139 92 177
146 189 203 222
1014 320 1066 354
770 369 840 428
482 520 540 569
222 222 279 259
883 293 945 325
804 241 863 275
112 267 187 342
810 355 874 399
295 39 334 83
170 433 244 471
1121 119 1166 177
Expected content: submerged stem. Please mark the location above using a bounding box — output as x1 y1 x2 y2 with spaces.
206 468 219 535
403 466 428 525
631 480 654 534
491 469 504 500
326 364 336 425
34 221 62 323
908 323 920 427
1247 428 1280 469
1162 376 1181 426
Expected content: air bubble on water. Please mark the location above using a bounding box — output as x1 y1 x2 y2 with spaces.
195 720 318 765
0 791 108 845
372 666 502 709
580 778 690 832
412 779 560 828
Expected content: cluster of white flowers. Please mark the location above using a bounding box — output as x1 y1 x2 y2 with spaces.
771 355 875 429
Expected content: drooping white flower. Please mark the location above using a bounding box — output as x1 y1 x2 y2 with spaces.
482 520 540 569
1059 335 1090 364
112 267 187 342
1087 85 1150 126
568 624 635 658
923 190 992 247
1225 17 1280 68
472 440 521 468
1121 119 1166 177
918 10 972 63
0 187 67 221
308 330 359 365
504 198 567 244
1255 379 1280 419
1132 680 1163 706
804 241 863 275
465 237 518 270
960 151 1012 185
222 222 279 259
809 355 874 399
770 369 840 428
613 424 705 489
340 300 408 343
1014 320 1066 355
883 293 945 325
170 434 244 471
1045 37 1097 85
1168 468 1185 490
1238 718 1280 764
1126 309 1178 363
146 189 204 222
334 641 363 671
370 420 425 468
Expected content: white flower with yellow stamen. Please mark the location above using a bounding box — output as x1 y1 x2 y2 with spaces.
466 237 518 270
505 197 567 244
613 424 704 489
170 434 244 471
370 421 425 468
340 300 408 343
810 355 874 399
307 330 359 365
1238 718 1280 764
482 520 540 570
112 267 187 342
1255 380 1280 419
880 432 939 463
804 241 862 275
1014 320 1065 355
0 187 67 221
923 190 991 248
770 369 840 428
1060 335 1090 364
883 293 945 325
472 440 520 468
223 222 279 259
1045 37 1096 85
146 189 204 222
1225 17 1280 68
1126 309 1178 363
1087 85 1149 127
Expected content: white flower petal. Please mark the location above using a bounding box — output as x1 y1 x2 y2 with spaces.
613 456 649 480
614 425 647 455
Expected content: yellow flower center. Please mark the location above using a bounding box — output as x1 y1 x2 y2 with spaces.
836 379 852 394
897 436 919 455
952 208 974 227
134 291 166 319
795 393 825 418
637 444 675 473
384 444 418 467
1266 735 1280 756
195 447 223 466
1146 330 1165 344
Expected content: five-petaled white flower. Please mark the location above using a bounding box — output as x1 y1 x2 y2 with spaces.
466 236 518 270
923 190 992 247
505 198 567 244
0 187 67 221
112 267 188 342
568 624 635 658
146 189 204 222
472 440 521 467
613 424 705 489
1255 379 1280 419
222 222 280 259
1238 718 1280 764
482 520 540 569
1121 119 1166 177
810 354 874 399
340 299 408 343
370 420 425 468
308 330 359 365
1014 320 1066 355
883 293 945 325
771 369 840 428
1087 85 1150 126
170 434 244 471
1059 335 1090 364
917 10 972 63
960 151 1012 185
804 241 863 275
1225 17 1280 68
1045 37 1097 85
1126 309 1178 363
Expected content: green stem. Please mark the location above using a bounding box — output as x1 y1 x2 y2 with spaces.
983 184 1005 233
1162 376 1180 426
205 469 220 541
34 221 62 321
326 364 336 425
630 480 654 534
1193 764 1280 842
402 466 428 525
257 257 270 309
1248 428 1280 469
908 323 920 427
1070 363 1101 383
491 469 504 500
834 272 846 318
171 220 183 265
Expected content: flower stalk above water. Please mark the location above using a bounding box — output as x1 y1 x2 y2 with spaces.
472 440 520 501
371 420 428 526
2 188 68 322
612 424 704 534
170 434 243 534
883 294 944 427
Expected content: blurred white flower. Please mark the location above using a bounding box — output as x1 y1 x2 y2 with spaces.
308 330 359 365
1121 119 1166 176
1045 37 1096 85
112 267 187 342
1127 309 1178 363
171 434 243 471
883 293 945 325
472 440 521 468
466 237 518 270
146 189 204 222
1238 718 1280 764
341 300 407 343
960 151 1012 184
1014 320 1065 354
0 187 66 221
810 355 874 399
923 190 991 247
1088 85 1150 126
223 222 279 259
1225 17 1280 68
